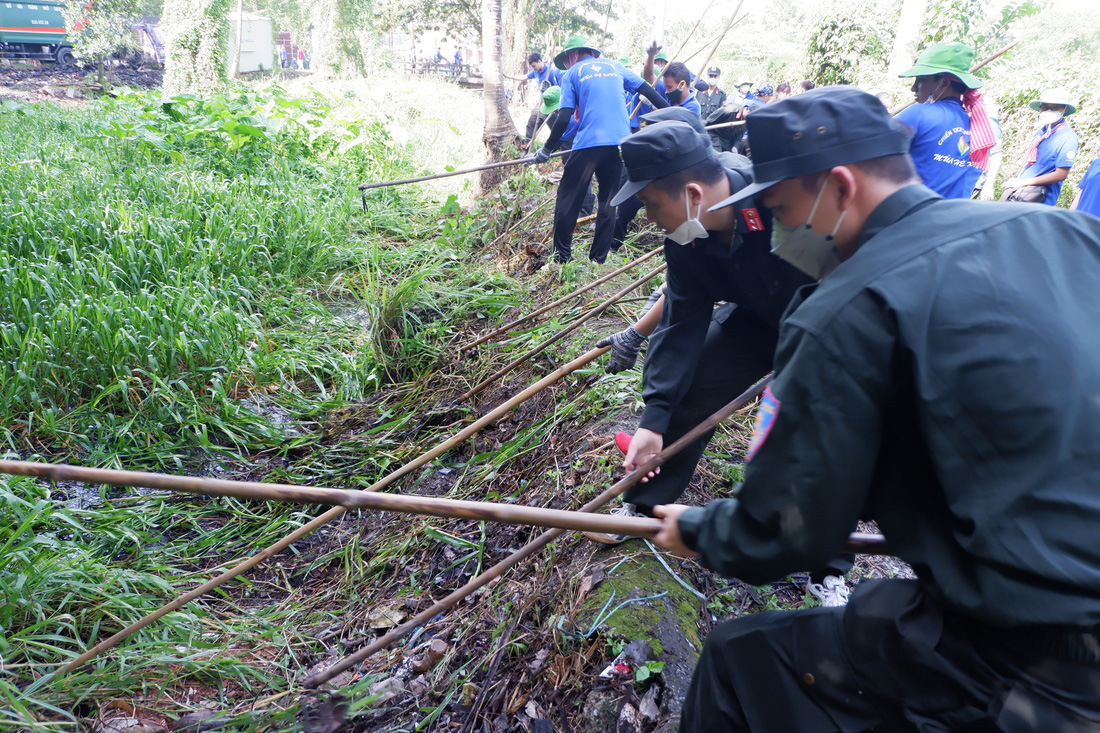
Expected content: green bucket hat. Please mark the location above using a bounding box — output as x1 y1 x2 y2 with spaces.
654 50 669 63
554 35 600 70
1029 88 1077 116
540 86 562 115
618 56 630 66
898 42 982 89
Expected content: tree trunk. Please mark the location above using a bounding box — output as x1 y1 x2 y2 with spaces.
310 0 339 75
162 0 230 97
888 0 928 76
503 0 535 79
478 0 521 195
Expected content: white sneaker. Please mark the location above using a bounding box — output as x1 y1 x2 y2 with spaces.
582 503 639 545
807 575 851 607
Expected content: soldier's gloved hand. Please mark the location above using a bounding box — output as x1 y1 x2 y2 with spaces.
596 326 647 374
530 147 552 165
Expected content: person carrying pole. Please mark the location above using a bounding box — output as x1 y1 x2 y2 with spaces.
653 86 1100 732
582 124 801 525
531 35 669 264
504 52 563 145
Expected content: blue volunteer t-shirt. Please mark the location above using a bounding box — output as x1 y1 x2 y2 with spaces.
559 56 646 150
677 93 701 116
896 98 982 200
1021 122 1079 206
1075 158 1100 218
527 65 550 86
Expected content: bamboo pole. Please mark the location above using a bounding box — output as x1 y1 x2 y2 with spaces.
303 376 889 687
705 120 745 131
692 0 745 82
359 150 568 191
461 246 664 352
32 346 609 675
0 460 668 537
1 460 885 555
460 262 667 399
891 41 1019 117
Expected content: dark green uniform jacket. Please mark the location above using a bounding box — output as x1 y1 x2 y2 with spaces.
638 169 812 435
698 87 728 122
679 185 1100 627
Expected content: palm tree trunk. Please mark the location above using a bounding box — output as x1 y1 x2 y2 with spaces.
478 0 521 195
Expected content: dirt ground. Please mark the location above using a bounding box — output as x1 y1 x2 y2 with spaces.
0 59 162 104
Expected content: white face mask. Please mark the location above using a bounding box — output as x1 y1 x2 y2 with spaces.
1037 109 1064 128
667 187 708 245
770 178 847 280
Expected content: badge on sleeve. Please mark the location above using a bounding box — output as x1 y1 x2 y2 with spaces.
745 386 780 461
742 208 764 232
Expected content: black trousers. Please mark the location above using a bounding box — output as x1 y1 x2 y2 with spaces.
625 304 775 510
552 145 622 263
681 579 1100 732
613 183 644 249
525 108 546 142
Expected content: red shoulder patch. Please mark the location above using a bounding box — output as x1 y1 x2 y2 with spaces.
742 208 764 231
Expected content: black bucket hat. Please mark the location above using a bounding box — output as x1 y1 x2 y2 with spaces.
612 121 714 206
709 86 910 210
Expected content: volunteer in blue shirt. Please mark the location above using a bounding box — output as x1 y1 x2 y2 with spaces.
896 42 994 200
532 35 668 264
661 62 701 116
1003 88 1080 206
506 52 564 144
1071 157 1100 218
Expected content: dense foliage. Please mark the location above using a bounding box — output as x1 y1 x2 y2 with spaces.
0 86 507 469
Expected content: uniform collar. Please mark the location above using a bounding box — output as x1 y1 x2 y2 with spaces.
858 184 941 250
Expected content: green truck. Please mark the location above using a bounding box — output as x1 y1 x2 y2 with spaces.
0 0 75 64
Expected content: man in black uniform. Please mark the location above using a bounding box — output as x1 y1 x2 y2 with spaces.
582 121 814 547
654 86 1100 731
698 66 727 121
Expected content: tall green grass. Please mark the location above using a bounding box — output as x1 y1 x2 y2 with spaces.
0 89 468 467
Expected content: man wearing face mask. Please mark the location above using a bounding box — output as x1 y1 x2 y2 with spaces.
895 42 994 199
1002 88 1080 206
651 86 1100 732
581 121 816 551
657 62 701 114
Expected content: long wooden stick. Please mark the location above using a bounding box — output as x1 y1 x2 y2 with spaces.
303 375 888 687
693 0 745 82
705 120 745 131
0 457 886 555
359 149 568 191
32 346 608 675
460 262 667 399
892 40 1019 117
462 246 664 352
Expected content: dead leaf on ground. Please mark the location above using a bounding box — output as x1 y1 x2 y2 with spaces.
367 605 407 629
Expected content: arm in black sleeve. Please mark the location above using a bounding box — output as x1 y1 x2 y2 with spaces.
677 298 892 583
639 243 712 434
637 82 670 110
542 107 573 153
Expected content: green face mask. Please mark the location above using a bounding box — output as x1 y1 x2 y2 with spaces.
667 88 684 104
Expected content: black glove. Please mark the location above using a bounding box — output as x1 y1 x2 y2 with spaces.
596 326 647 374
638 289 663 319
530 147 552 165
